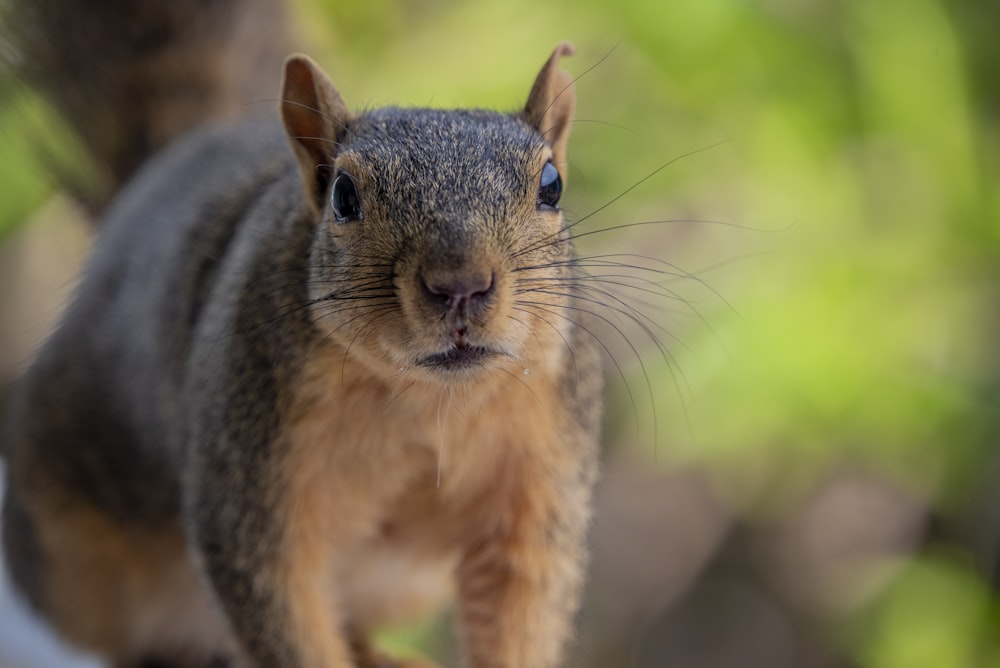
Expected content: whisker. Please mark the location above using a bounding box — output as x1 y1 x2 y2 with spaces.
518 251 741 319
520 287 689 379
505 309 579 384
514 300 650 443
513 143 730 259
516 273 688 306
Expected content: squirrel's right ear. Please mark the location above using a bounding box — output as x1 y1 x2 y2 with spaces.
524 42 576 171
280 55 354 213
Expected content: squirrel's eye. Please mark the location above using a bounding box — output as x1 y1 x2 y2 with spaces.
331 172 363 223
537 161 562 210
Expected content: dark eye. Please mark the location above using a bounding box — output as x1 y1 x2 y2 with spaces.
537 161 562 210
331 172 363 223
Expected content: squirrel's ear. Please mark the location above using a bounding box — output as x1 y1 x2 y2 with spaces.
280 54 354 213
523 42 576 170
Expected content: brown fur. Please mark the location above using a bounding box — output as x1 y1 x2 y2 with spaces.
262 273 596 666
8 0 292 213
19 491 236 665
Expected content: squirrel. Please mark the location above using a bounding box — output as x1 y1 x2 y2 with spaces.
2 3 603 668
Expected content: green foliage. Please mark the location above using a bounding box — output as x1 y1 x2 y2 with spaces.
0 86 55 239
637 0 997 497
0 74 92 240
858 554 1000 668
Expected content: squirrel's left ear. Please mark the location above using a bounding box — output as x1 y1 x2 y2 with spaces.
524 42 576 171
281 55 354 214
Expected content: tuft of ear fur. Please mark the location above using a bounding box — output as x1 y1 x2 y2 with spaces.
524 42 576 172
280 54 354 214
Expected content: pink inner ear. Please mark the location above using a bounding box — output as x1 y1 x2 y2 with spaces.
284 57 314 100
281 55 353 149
280 55 350 211
282 59 323 143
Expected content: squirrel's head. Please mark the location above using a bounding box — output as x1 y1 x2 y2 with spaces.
280 44 578 385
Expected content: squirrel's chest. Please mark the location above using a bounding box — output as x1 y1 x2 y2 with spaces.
284 352 566 513
280 355 570 625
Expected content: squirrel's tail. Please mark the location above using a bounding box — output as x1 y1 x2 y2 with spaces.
8 0 293 212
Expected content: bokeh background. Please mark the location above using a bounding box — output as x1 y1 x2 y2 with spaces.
2 0 999 666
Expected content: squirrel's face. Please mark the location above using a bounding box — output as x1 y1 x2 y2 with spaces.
280 46 579 385
305 109 575 384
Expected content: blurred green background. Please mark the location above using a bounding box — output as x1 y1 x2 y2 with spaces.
2 0 999 666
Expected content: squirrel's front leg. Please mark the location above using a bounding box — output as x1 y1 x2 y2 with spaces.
456 441 596 668
184 432 356 668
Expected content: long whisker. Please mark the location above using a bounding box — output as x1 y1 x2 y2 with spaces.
514 143 730 259
518 298 659 448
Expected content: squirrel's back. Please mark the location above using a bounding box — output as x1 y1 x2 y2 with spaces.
15 117 298 505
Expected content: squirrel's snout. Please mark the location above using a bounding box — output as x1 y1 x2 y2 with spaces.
420 269 496 313
411 265 508 368
419 267 498 350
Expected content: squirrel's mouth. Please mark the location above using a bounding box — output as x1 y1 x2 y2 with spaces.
419 345 500 371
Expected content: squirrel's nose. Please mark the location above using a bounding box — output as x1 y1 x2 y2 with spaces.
421 269 495 311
